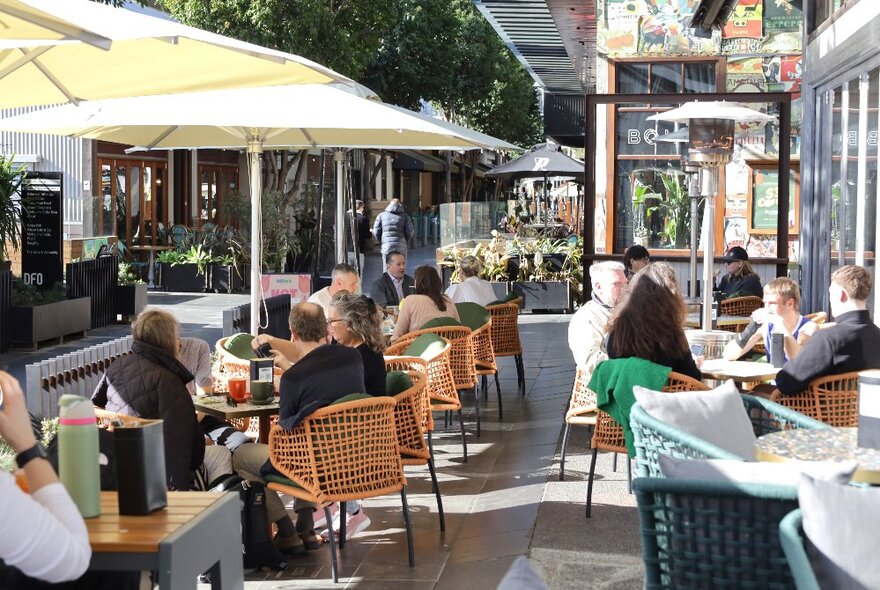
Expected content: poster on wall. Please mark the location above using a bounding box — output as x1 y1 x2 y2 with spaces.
259 273 311 304
763 55 802 94
722 0 763 39
20 172 63 291
764 0 802 33
727 58 768 93
724 217 748 250
602 0 640 54
747 165 799 235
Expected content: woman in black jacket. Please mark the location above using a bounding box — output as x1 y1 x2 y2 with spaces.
92 309 205 491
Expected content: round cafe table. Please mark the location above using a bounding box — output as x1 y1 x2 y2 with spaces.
755 427 880 484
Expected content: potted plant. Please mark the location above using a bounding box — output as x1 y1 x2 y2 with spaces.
10 280 91 349
116 261 147 320
508 236 582 312
0 153 26 272
158 245 209 292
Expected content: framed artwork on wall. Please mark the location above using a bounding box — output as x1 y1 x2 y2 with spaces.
746 160 799 235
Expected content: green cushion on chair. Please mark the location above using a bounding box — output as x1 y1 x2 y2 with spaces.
403 333 447 361
386 371 414 395
223 333 258 360
455 302 490 330
331 392 373 405
421 316 462 330
263 473 303 489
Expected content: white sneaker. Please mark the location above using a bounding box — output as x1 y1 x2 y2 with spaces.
321 509 371 540
313 503 339 530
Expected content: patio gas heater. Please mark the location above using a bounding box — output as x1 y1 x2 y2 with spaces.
648 102 774 329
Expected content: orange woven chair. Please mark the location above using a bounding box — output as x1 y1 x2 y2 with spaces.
93 406 141 427
487 301 525 396
720 295 763 317
770 371 862 427
585 371 709 517
386 334 468 461
212 336 283 393
456 303 502 420
265 397 413 583
559 367 597 481
388 368 445 532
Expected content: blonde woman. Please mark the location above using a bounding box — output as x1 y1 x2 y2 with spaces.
718 246 762 299
327 292 386 396
445 255 496 306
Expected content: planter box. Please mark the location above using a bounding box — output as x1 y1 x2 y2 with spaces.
210 264 247 293
491 282 509 301
11 297 91 349
160 263 207 292
512 281 572 312
507 253 567 281
116 284 147 320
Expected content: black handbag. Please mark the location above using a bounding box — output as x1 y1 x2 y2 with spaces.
114 419 167 516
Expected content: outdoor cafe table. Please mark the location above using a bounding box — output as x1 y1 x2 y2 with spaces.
700 359 780 384
755 428 880 485
193 394 279 443
86 491 242 589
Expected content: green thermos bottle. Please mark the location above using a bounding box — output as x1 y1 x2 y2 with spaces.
58 395 101 518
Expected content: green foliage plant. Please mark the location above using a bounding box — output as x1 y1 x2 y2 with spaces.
12 280 68 307
118 262 145 286
156 249 183 265
180 244 213 275
631 168 693 249
0 153 26 262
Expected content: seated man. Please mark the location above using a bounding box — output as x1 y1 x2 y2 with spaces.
232 302 367 554
723 277 818 366
567 261 627 374
775 265 880 395
307 263 359 316
369 250 414 307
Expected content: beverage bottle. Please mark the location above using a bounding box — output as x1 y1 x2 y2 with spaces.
58 395 101 518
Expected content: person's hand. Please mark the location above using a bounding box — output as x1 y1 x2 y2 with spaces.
270 350 292 372
797 321 820 346
751 307 771 324
0 372 38 453
693 355 705 369
252 334 274 351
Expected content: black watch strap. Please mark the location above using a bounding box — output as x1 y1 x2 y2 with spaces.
15 443 48 469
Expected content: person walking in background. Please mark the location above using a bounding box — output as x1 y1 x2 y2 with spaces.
445 254 497 306
373 198 414 257
622 244 650 279
345 200 371 273
718 246 762 299
369 251 414 307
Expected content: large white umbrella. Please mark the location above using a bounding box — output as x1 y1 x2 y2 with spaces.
0 0 353 107
0 83 517 332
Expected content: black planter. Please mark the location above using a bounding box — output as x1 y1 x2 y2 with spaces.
512 281 572 312
507 253 567 281
160 263 207 292
116 284 147 320
11 297 92 349
210 264 247 293
491 282 509 301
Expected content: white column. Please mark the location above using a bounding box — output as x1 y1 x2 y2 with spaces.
248 142 263 336
701 166 718 330
385 154 393 199
856 73 869 266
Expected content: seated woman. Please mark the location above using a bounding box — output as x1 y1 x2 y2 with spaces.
328 292 386 397
445 255 496 306
604 262 702 381
391 265 460 341
623 244 650 279
718 246 762 299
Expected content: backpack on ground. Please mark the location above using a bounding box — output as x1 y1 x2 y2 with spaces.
238 479 287 571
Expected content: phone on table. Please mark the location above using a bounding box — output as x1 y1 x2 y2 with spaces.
255 342 273 358
689 343 705 357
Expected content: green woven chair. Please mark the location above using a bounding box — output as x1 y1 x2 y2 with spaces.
634 477 799 590
779 510 821 590
631 394 829 478
455 302 502 418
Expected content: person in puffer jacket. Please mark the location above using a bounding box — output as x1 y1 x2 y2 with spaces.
373 198 414 257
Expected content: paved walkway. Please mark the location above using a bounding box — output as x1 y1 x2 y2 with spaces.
0 247 643 589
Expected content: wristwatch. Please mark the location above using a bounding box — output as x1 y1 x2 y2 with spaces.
15 443 48 469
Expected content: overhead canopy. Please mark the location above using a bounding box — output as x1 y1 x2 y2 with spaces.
486 142 584 180
0 0 354 108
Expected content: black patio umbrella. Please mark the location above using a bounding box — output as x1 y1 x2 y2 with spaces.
486 143 584 224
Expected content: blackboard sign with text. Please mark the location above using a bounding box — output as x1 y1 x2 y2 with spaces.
21 172 63 290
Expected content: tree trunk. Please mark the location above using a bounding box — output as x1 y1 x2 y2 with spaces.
443 151 452 203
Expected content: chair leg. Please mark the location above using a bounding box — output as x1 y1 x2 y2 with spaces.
627 455 633 494
586 448 598 518
494 372 502 421
400 487 415 567
612 452 618 472
428 430 434 456
324 505 339 583
472 387 481 437
457 409 468 462
481 375 488 400
427 457 445 532
339 501 347 548
516 354 525 396
559 422 571 481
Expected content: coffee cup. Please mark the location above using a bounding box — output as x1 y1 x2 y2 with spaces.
227 378 247 401
251 380 274 402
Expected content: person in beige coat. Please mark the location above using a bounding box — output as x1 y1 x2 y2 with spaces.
567 261 627 375
391 266 460 341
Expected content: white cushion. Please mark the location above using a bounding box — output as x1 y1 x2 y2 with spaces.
799 475 880 589
659 455 857 486
633 379 757 459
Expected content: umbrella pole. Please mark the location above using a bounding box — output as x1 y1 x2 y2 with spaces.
701 166 718 330
688 173 700 299
249 141 263 336
335 150 346 265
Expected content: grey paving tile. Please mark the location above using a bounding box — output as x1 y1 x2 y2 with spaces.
434 556 518 590
447 528 532 564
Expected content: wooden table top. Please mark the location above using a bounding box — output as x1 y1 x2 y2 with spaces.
193 394 280 420
700 359 780 383
87 492 225 553
755 428 880 485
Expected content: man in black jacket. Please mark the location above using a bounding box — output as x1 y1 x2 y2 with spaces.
369 250 414 307
776 265 880 394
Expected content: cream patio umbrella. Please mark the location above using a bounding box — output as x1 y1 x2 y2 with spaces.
0 0 353 108
0 83 517 332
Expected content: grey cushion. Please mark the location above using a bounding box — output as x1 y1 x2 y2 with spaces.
633 379 757 459
496 556 549 590
799 475 880 590
659 455 857 486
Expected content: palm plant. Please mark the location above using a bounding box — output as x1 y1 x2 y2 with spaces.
0 153 26 263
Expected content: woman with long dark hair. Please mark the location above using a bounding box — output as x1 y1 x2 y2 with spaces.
391 265 460 341
604 262 701 380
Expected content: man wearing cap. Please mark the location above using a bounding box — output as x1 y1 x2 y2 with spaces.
718 246 762 299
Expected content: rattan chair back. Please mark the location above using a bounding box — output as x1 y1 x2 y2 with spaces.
93 406 141 428
771 371 862 427
213 336 282 392
386 336 460 410
487 302 523 357
805 311 828 324
385 359 432 433
404 326 476 391
566 367 598 426
663 371 710 392
720 295 763 317
390 371 431 462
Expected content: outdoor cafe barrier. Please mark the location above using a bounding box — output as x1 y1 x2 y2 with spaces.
67 256 118 329
222 294 291 340
25 335 133 418
0 270 11 353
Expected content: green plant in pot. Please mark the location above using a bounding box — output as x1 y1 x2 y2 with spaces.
0 153 26 267
118 262 145 286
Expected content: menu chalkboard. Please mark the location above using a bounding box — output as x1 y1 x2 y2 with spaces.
747 165 799 235
20 172 63 290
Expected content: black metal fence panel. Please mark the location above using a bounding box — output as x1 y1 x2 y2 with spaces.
223 294 291 340
66 256 118 329
0 270 11 353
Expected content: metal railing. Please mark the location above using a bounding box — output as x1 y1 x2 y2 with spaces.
0 270 11 353
25 335 133 418
222 294 291 340
67 256 118 329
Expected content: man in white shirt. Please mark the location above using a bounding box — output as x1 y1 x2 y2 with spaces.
308 263 359 316
568 261 627 374
445 255 497 306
